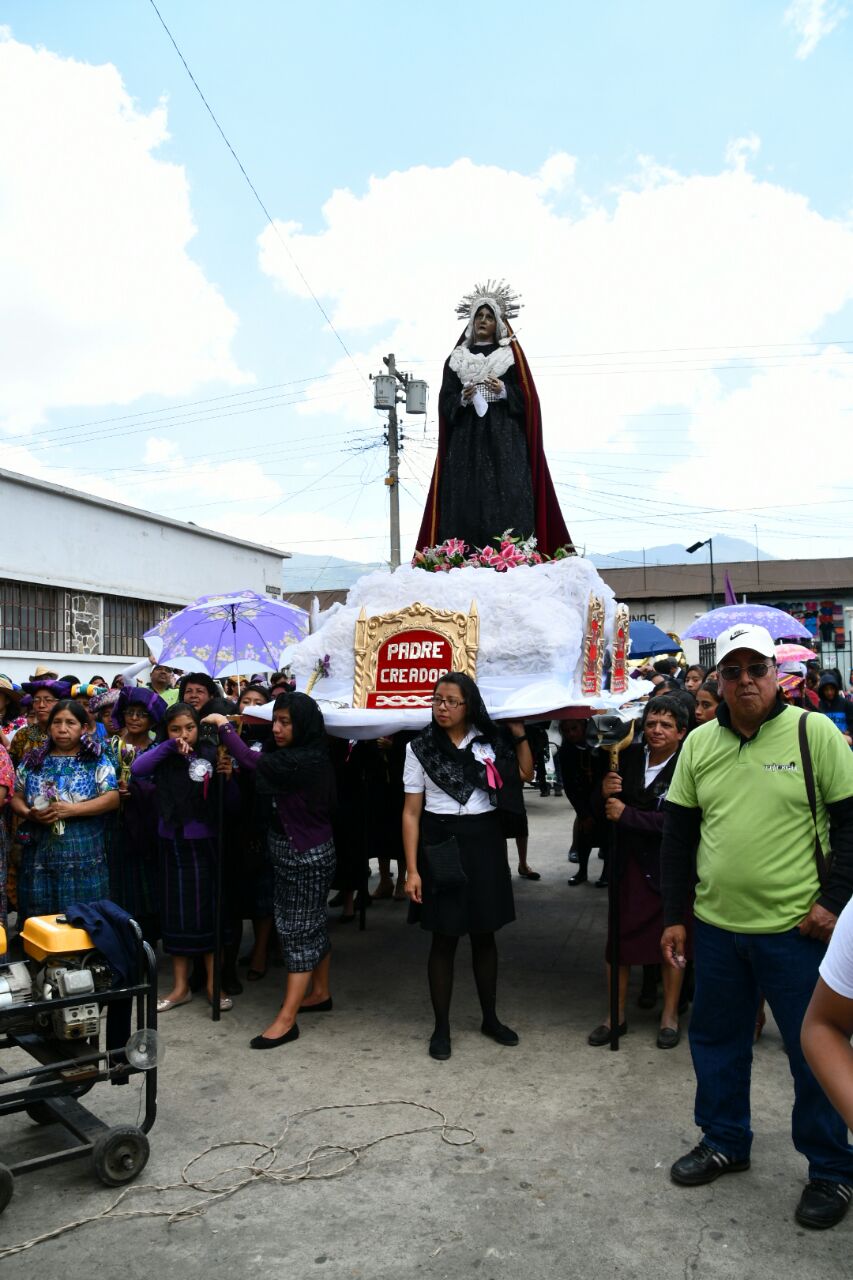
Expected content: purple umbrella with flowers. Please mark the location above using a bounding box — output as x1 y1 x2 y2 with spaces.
144 589 308 679
682 603 811 641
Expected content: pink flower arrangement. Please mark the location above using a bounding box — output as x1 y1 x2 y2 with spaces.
412 530 572 573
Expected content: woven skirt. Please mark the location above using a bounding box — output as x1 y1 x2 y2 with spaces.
413 810 515 937
159 833 218 956
268 829 336 972
106 816 159 941
17 824 109 926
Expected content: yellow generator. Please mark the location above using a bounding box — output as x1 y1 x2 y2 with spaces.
0 914 158 1213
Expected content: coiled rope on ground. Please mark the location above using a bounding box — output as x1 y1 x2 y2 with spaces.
0 1099 476 1260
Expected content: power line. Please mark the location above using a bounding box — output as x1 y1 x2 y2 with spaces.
21 382 367 454
17 371 349 445
147 0 368 390
402 338 853 363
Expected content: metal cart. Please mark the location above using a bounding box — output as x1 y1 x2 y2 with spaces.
0 920 158 1212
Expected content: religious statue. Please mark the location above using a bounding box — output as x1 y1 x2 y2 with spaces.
415 280 573 557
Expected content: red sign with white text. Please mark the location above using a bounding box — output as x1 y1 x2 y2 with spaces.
366 628 453 709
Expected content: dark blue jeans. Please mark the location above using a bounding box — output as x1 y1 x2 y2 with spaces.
690 918 853 1183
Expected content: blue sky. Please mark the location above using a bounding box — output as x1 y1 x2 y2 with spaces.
2 1 852 582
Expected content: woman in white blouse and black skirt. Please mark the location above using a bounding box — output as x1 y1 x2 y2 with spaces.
403 672 534 1060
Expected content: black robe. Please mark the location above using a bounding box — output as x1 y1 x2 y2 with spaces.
436 344 535 551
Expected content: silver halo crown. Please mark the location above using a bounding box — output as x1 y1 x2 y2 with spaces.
455 279 522 323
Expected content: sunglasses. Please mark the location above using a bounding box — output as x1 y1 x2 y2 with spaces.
717 662 775 682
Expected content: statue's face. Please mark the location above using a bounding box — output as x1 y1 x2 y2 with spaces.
473 305 497 341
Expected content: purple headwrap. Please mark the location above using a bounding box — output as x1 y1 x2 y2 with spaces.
88 687 121 716
115 685 167 728
21 680 71 699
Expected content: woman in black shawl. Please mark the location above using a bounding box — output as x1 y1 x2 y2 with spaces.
402 673 533 1060
205 692 336 1050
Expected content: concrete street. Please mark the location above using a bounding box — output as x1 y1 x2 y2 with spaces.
1 792 849 1278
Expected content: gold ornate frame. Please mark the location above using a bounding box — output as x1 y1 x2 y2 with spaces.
352 601 479 709
581 594 606 697
610 603 630 695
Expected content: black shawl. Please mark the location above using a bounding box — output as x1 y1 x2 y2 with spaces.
255 692 336 820
154 739 219 830
411 719 524 814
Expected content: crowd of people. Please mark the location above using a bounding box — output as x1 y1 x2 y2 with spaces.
1 628 853 1227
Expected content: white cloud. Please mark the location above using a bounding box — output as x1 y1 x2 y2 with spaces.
256 152 853 555
724 133 761 171
1 435 281 517
0 32 250 433
784 0 848 58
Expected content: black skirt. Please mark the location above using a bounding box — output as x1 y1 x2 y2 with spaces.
411 809 515 937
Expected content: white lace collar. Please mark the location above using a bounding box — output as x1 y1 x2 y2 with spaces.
449 341 516 384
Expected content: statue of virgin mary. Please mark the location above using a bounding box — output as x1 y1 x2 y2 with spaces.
415 281 573 558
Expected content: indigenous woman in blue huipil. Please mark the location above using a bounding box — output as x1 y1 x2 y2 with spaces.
11 699 119 923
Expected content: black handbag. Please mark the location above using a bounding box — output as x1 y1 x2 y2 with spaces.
424 836 468 891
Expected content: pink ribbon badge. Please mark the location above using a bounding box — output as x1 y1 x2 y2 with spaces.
484 759 503 791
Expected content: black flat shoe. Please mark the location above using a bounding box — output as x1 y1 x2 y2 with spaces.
656 1026 681 1049
593 877 609 888
795 1180 853 1229
429 1031 451 1060
481 1021 519 1046
517 868 541 881
670 1140 750 1186
568 871 588 886
246 967 268 982
250 1024 300 1050
587 1021 627 1046
221 974 243 996
299 997 333 1012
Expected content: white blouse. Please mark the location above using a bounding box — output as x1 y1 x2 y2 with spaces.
403 730 493 815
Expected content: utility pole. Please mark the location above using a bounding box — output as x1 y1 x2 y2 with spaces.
371 354 427 570
383 355 401 568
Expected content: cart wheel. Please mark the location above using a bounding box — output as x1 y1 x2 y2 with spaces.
25 1099 56 1125
91 1126 150 1187
0 1163 13 1214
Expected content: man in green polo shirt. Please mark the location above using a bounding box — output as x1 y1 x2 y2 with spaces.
660 623 853 1230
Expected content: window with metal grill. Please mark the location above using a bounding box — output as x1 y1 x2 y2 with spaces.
0 580 61 652
102 596 175 658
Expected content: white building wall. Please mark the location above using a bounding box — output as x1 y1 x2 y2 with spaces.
0 475 282 604
0 472 285 684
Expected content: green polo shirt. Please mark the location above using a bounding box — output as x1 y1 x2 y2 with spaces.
667 703 853 933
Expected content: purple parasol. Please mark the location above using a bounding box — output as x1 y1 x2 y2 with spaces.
682 603 811 641
143 589 308 678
